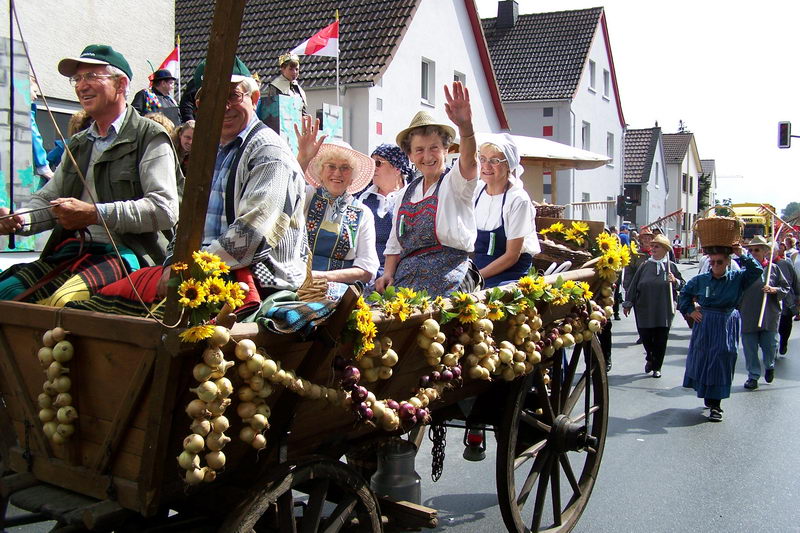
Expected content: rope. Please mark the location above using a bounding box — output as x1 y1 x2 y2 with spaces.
10 2 182 328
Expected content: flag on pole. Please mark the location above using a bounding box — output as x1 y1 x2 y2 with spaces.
290 20 339 57
149 45 180 83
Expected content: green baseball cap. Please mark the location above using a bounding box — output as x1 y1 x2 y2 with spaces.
193 56 252 88
58 45 133 80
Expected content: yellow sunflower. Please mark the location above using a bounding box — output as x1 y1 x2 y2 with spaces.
630 241 639 255
224 281 245 308
433 296 446 309
548 222 565 234
451 291 475 305
551 288 570 306
388 295 412 322
562 280 577 291
398 287 418 300
571 220 590 234
487 301 505 321
596 233 617 253
619 245 631 267
171 262 188 272
204 277 228 304
178 279 206 308
217 262 231 275
192 251 223 273
604 250 622 270
564 228 586 245
578 281 594 300
179 324 215 343
517 276 536 295
457 304 478 324
517 298 530 312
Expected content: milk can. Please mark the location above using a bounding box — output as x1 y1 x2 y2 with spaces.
369 438 421 504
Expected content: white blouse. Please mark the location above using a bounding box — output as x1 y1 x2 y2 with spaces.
473 181 541 256
304 185 380 278
384 165 478 255
357 185 401 218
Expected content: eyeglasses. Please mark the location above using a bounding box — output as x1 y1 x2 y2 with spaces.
226 91 247 106
373 160 385 168
68 72 117 87
323 163 353 174
478 155 508 166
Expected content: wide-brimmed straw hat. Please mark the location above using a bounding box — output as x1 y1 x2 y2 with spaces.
395 111 456 150
652 234 672 252
306 140 375 194
743 235 773 249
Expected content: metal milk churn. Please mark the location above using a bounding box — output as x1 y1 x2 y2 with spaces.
369 438 422 504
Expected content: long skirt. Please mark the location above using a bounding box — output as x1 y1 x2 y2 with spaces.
683 308 740 400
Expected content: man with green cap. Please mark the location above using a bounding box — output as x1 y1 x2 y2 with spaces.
0 44 180 306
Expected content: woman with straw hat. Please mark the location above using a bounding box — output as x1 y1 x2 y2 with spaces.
375 82 480 297
472 133 540 287
678 244 762 422
297 117 379 287
622 234 685 378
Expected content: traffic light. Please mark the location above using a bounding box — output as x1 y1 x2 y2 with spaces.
778 121 791 149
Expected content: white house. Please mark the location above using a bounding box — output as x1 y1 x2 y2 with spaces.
177 0 509 154
623 127 668 228
663 132 702 250
481 1 625 223
699 159 718 213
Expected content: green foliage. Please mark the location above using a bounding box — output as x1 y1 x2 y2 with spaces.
782 201 800 220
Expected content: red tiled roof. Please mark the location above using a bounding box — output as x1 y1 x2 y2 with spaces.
624 127 660 184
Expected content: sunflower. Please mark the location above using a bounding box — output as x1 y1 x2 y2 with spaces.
562 280 577 291
388 294 412 322
171 262 188 272
398 287 418 300
217 262 231 275
548 222 565 234
487 301 505 321
192 251 223 273
596 233 617 253
178 279 206 308
578 281 594 300
225 281 246 308
571 220 590 234
517 276 536 295
564 228 585 245
619 245 631 267
604 250 622 270
433 296 446 309
629 241 639 255
457 304 478 324
551 288 570 306
204 277 228 304
517 297 530 312
356 308 373 328
451 291 475 305
179 324 215 343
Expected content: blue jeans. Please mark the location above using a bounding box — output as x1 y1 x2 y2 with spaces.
741 330 778 380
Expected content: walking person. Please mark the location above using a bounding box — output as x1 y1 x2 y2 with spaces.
679 245 762 421
776 243 800 355
739 237 790 389
622 234 685 377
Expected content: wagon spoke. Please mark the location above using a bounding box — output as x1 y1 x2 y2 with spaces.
551 453 562 526
530 453 553 532
560 452 582 498
301 479 330 533
550 350 563 412
520 410 551 434
514 437 548 470
561 344 583 410
533 370 556 423
516 445 550 508
563 372 587 416
321 495 358 533
278 490 297 533
572 405 600 425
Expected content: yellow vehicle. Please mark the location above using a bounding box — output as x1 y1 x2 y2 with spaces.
724 203 775 240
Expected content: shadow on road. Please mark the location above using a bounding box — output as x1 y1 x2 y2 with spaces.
606 407 707 437
424 492 496 529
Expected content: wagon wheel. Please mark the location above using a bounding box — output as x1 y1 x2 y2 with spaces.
496 337 608 533
220 457 382 533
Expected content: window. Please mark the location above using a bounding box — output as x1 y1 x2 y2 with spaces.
682 173 687 192
582 192 591 220
603 69 610 99
655 162 659 186
606 133 614 165
543 107 554 117
690 176 694 194
581 122 591 150
454 71 466 85
421 58 435 105
588 60 596 91
376 97 383 111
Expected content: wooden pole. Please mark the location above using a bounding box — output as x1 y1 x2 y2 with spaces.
757 215 777 328
163 0 247 325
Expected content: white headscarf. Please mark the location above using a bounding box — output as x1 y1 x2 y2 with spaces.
477 133 524 180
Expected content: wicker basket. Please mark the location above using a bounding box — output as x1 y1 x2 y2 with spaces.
297 253 330 302
532 240 592 273
534 203 566 219
693 216 743 248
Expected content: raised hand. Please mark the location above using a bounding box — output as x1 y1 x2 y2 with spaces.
294 115 327 172
444 81 473 133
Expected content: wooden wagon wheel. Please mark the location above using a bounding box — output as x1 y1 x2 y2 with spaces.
220 457 382 533
496 337 608 533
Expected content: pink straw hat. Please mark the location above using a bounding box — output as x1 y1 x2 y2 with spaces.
305 140 375 194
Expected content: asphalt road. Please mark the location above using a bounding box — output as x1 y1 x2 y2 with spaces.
6 263 800 532
414 262 800 532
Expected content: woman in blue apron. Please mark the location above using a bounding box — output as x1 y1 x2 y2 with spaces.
375 82 481 298
302 139 379 288
358 144 413 278
472 134 540 287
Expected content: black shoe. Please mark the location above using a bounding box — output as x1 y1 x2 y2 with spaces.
709 408 723 422
614 314 621 321
779 344 787 355
765 368 775 383
635 337 643 345
744 378 758 390
606 360 612 372
652 370 662 378
645 360 653 373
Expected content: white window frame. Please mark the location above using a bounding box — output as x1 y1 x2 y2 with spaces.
581 121 591 151
421 58 435 106
588 60 596 92
454 70 466 85
606 132 614 166
602 69 610 99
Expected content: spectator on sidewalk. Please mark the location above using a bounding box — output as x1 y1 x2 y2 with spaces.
775 243 800 355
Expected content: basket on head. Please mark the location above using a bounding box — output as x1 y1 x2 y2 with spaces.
693 216 743 249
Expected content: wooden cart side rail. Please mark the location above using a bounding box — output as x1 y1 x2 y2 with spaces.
0 301 162 349
0 326 52 460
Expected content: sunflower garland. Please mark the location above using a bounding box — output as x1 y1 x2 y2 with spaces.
593 232 636 282
347 296 377 358
540 220 590 247
367 286 432 322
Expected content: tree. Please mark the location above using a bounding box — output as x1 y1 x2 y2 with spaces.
782 202 800 220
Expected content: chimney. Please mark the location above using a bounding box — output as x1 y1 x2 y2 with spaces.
496 0 518 29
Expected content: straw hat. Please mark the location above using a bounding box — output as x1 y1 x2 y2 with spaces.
743 235 773 249
652 234 672 251
395 111 456 150
306 140 375 194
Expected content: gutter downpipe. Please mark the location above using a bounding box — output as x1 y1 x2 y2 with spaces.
570 107 576 219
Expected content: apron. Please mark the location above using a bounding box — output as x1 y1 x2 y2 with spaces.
306 189 363 272
393 175 470 297
361 192 394 278
473 184 532 287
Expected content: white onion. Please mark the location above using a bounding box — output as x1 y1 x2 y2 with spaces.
205 450 226 470
54 393 72 408
56 406 78 424
191 381 219 403
186 399 209 419
39 408 55 423
190 418 211 436
209 326 230 347
420 319 440 339
378 366 393 380
237 401 257 419
56 423 75 438
177 450 200 470
53 376 71 393
234 339 257 361
237 362 255 380
416 335 433 350
255 404 271 418
42 421 58 438
249 375 265 391
38 393 53 409
256 383 273 399
192 363 215 382
42 380 57 395
251 433 267 450
215 378 233 398
202 466 217 483
246 353 264 374
210 415 230 433
261 358 277 378
47 361 68 381
238 386 256 403
51 327 69 343
52 340 74 363
183 433 205 453
42 330 55 348
249 413 268 431
185 467 204 485
38 347 54 368
202 348 224 367
239 426 256 443
51 432 66 445
205 431 231 451
209 360 235 379
381 350 399 367
206 398 231 417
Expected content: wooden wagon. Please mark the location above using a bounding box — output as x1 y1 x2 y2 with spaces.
1 3 616 531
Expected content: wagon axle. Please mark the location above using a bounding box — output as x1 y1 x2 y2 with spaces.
551 414 598 453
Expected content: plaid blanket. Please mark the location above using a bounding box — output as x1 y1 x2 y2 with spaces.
255 299 337 336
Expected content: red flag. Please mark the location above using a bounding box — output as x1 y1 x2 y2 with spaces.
290 20 339 57
148 46 180 83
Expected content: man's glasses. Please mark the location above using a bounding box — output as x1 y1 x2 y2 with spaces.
478 155 508 166
226 91 246 106
68 72 117 87
323 163 353 174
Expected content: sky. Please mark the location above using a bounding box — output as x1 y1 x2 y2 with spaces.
474 0 800 216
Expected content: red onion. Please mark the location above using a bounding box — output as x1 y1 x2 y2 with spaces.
352 386 368 403
440 369 454 382
399 402 416 420
386 399 400 411
416 408 430 423
451 366 462 379
341 366 361 388
430 370 441 382
358 404 374 420
418 375 431 388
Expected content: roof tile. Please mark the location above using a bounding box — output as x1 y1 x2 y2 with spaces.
623 127 660 184
662 133 693 164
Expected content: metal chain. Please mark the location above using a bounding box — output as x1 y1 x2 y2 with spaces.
429 423 446 482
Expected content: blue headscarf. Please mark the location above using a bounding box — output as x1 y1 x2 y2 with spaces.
371 143 414 183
